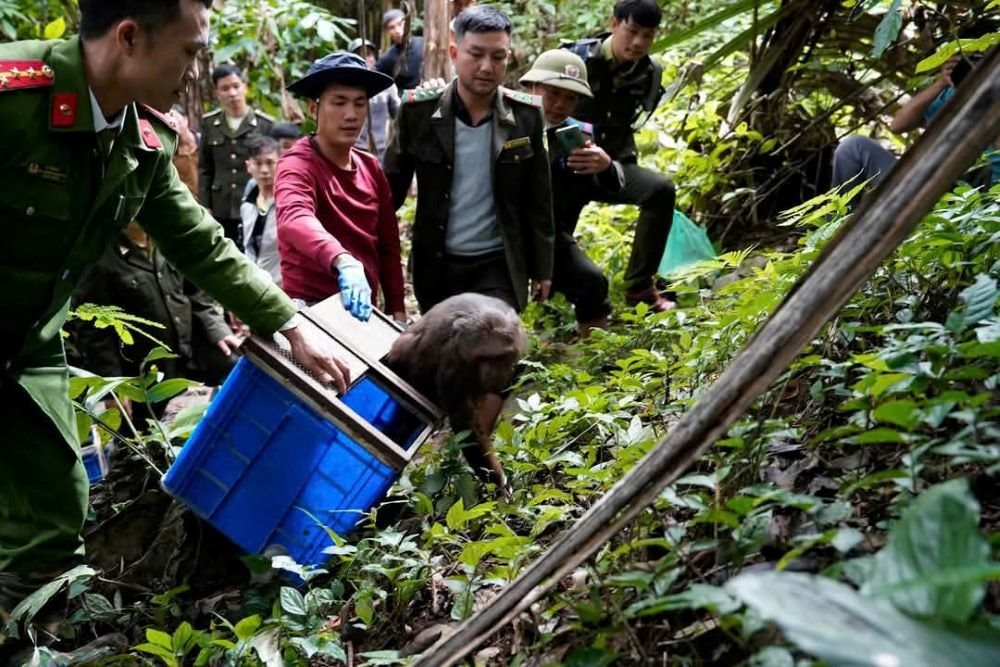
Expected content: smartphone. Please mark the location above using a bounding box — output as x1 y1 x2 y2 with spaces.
554 124 586 155
950 54 983 88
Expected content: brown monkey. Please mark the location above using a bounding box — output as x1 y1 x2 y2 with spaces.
384 293 526 494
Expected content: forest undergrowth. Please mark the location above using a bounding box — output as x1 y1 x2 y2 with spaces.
11 180 998 667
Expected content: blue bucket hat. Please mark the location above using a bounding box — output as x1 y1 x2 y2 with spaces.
286 51 394 100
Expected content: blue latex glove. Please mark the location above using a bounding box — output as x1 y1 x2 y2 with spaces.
334 254 372 321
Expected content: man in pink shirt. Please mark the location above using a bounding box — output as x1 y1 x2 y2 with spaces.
277 52 406 323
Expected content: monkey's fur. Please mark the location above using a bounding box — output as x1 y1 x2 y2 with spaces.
384 293 527 488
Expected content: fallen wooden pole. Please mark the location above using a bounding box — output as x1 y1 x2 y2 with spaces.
414 50 1000 666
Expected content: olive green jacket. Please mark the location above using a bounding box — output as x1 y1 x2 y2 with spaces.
199 107 273 219
0 37 295 449
69 233 233 381
383 82 554 312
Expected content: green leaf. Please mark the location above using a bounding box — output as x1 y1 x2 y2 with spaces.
727 571 1000 667
43 17 66 40
279 586 308 616
233 614 262 642
134 642 179 665
172 621 195 654
8 565 96 637
862 479 990 623
872 399 921 430
624 584 739 618
651 0 761 51
145 378 200 404
951 274 998 332
848 427 908 444
147 628 174 649
445 499 496 531
871 0 903 58
563 646 620 667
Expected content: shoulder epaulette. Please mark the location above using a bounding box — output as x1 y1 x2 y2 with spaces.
254 109 275 122
401 87 444 104
0 60 54 91
500 86 541 108
203 108 222 119
140 104 179 133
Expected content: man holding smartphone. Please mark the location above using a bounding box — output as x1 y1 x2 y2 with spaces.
521 49 622 336
832 52 997 207
562 0 676 312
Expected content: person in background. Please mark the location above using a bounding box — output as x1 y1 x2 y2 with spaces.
270 121 303 153
241 136 282 286
376 7 424 92
70 221 241 420
520 49 620 336
832 53 997 207
277 52 407 324
565 0 676 312
350 37 400 158
168 104 200 198
243 122 303 199
200 64 274 249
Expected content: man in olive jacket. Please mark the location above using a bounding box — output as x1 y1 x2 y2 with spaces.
382 4 554 314
0 0 348 612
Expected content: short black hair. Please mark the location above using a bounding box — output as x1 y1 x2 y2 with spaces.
79 0 212 40
613 0 662 29
212 64 243 87
269 123 303 141
453 4 512 41
246 135 280 158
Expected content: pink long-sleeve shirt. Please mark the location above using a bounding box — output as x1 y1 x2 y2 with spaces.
275 137 405 313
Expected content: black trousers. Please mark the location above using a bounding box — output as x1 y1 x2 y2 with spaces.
592 162 675 292
551 239 612 322
439 251 519 312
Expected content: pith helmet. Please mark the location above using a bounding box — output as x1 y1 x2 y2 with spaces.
519 49 592 98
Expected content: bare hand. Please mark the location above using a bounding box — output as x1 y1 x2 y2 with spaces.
418 77 448 91
567 142 612 175
226 312 246 335
940 55 960 88
215 334 242 357
531 279 552 302
281 326 350 393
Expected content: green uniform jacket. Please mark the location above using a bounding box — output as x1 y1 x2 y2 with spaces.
69 233 233 382
383 82 554 312
571 36 664 162
199 107 273 220
0 37 295 451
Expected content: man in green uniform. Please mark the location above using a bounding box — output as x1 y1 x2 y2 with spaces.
70 221 240 404
0 0 350 613
382 4 554 314
564 0 676 312
199 64 273 249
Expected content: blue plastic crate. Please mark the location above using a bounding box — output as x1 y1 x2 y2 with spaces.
81 445 108 485
162 357 427 567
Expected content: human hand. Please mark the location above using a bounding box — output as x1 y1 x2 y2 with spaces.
939 55 960 88
226 311 246 335
333 254 373 321
418 77 448 91
567 142 612 175
281 326 350 393
215 334 242 357
531 278 552 302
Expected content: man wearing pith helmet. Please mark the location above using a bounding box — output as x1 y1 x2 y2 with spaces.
520 49 623 336
276 52 407 326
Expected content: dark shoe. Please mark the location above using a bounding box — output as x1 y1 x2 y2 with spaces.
625 287 676 313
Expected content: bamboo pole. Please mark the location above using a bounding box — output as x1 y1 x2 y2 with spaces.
414 49 1000 666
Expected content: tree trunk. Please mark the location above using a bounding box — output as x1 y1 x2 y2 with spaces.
422 0 451 81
